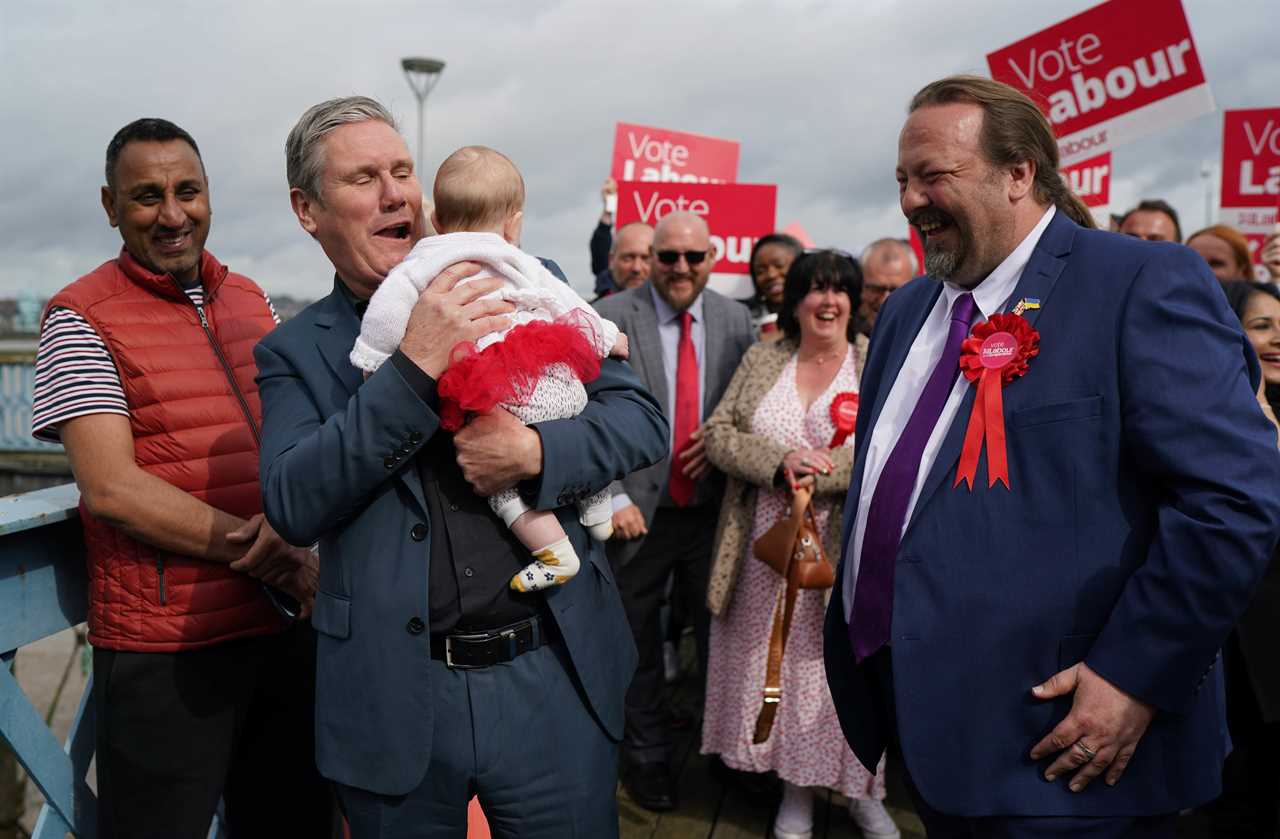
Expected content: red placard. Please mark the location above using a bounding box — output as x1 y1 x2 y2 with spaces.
615 182 776 274
1221 109 1280 210
1061 151 1111 208
1220 108 1280 270
987 0 1213 164
610 122 739 185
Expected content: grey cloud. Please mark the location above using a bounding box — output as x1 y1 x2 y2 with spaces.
1 0 1274 301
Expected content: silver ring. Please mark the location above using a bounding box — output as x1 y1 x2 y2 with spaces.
1074 741 1097 761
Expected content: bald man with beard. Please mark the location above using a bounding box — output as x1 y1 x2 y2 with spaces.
594 211 755 811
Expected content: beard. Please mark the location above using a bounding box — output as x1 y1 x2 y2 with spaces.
923 236 962 280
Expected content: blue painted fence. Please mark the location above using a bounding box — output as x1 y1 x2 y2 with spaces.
0 484 223 838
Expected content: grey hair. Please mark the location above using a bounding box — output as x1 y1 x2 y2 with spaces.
860 237 917 274
285 96 399 201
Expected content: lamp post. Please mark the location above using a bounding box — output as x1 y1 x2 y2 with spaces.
401 57 446 178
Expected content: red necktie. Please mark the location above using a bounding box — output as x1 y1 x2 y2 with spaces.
669 311 700 506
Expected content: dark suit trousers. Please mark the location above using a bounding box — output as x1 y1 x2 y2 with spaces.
334 641 618 839
616 506 714 764
867 649 1176 839
93 623 332 839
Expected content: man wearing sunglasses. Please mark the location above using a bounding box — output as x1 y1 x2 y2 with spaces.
595 210 755 811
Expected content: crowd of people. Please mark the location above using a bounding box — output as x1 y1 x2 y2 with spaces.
26 71 1280 839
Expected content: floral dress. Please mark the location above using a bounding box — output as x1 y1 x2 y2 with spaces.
700 347 886 798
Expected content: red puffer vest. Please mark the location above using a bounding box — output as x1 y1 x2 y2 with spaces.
47 247 284 651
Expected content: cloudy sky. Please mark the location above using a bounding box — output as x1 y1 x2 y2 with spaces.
1 0 1276 302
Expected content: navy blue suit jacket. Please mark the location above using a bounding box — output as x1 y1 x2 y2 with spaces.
255 279 667 795
823 211 1280 816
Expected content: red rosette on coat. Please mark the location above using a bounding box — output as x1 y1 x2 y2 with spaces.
828 392 859 447
953 313 1039 490
435 311 603 432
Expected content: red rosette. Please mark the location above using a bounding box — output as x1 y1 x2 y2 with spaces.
828 391 859 447
953 313 1040 490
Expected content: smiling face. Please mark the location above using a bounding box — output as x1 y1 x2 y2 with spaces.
752 242 798 309
650 212 713 311
795 281 852 343
101 139 210 285
609 222 653 289
1243 290 1280 387
897 103 1018 288
290 120 421 298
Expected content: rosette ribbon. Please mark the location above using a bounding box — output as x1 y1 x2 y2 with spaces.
954 313 1039 490
828 392 859 447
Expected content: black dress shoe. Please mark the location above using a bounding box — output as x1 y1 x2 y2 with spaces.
623 762 677 812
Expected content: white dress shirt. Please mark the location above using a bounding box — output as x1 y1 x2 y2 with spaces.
843 205 1055 621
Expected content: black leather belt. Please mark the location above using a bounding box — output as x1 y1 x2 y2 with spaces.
429 616 556 670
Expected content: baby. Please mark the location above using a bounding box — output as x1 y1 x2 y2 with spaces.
351 145 626 593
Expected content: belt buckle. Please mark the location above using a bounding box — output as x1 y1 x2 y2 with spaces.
444 630 491 670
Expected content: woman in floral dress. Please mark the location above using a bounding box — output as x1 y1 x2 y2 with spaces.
702 250 899 839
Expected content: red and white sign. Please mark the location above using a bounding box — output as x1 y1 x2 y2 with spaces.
1220 107 1280 272
615 182 776 277
1061 151 1112 226
987 0 1214 166
610 122 740 184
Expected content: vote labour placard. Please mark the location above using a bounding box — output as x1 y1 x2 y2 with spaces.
610 122 740 184
987 0 1214 166
1220 108 1280 271
615 182 776 275
1061 151 1112 227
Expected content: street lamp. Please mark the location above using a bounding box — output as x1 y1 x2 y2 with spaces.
401 57 446 178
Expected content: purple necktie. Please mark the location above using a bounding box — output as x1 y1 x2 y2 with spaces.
849 292 976 662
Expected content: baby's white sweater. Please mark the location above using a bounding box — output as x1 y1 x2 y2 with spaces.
351 232 620 372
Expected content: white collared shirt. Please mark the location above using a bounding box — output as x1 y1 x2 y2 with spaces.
843 205 1055 621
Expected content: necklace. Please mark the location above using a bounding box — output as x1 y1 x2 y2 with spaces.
799 343 848 366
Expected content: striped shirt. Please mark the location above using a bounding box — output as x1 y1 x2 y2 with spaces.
32 287 279 443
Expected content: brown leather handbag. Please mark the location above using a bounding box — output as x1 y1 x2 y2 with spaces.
749 486 835 742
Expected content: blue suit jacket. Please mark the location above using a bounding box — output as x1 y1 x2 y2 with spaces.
823 212 1280 817
255 279 668 795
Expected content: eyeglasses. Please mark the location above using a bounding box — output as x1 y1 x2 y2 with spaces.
864 282 895 296
655 249 710 266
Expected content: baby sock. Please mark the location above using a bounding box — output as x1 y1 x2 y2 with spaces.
509 537 580 592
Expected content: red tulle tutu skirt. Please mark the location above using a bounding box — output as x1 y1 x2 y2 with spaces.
436 313 602 432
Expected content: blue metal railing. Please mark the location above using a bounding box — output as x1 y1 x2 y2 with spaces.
0 360 61 454
0 485 226 838
0 483 93 837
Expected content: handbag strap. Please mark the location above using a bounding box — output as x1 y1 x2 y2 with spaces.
752 566 801 744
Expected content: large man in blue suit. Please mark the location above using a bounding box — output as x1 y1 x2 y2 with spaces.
255 96 668 838
824 75 1280 837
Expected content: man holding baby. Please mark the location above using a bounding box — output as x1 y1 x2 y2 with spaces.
255 95 668 838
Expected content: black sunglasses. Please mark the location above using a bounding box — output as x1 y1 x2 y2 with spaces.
655 249 710 266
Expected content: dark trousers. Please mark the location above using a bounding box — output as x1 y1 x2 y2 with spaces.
616 506 714 765
867 649 1176 839
94 623 332 839
334 642 618 839
1208 633 1280 837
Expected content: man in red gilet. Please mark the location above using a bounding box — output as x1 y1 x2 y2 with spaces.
32 118 330 838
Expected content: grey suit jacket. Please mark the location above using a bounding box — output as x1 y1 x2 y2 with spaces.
594 285 755 566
